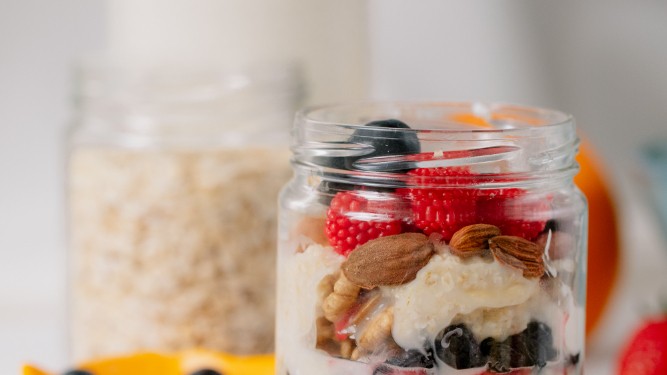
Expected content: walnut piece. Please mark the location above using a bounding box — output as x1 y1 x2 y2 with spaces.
356 307 395 352
322 273 361 322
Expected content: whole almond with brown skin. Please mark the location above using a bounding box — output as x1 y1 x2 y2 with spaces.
523 261 546 278
489 235 545 278
449 224 501 258
342 233 434 289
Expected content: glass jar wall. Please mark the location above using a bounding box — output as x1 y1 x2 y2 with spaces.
276 102 587 374
67 59 302 361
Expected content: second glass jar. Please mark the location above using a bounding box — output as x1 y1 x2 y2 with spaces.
277 102 587 374
68 60 302 360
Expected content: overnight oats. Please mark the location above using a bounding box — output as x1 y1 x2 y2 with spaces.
276 103 587 374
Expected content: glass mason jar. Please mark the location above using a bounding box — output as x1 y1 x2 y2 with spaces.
67 59 302 361
277 102 587 374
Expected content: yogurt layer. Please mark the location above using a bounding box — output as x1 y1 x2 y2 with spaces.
276 244 344 374
388 252 540 350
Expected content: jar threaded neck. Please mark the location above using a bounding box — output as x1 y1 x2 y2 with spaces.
292 102 578 189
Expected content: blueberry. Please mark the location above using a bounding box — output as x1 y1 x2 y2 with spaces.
486 331 549 370
486 321 557 372
543 219 560 232
522 321 557 366
316 119 420 173
479 337 494 357
372 364 395 375
346 119 420 170
434 324 485 369
486 341 512 373
386 348 435 368
63 371 94 375
190 369 223 375
493 337 537 370
569 352 581 366
316 119 420 202
373 363 429 375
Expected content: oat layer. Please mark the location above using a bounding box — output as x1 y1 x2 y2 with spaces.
69 147 291 360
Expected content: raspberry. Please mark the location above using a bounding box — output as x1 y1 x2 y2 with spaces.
619 317 667 375
398 159 479 239
398 167 478 241
477 187 549 240
333 304 359 341
399 164 548 241
325 191 403 256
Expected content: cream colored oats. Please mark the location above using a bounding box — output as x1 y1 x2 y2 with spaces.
69 147 291 360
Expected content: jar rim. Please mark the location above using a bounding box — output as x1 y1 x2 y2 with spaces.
292 101 579 189
76 53 303 103
71 53 304 148
298 101 573 135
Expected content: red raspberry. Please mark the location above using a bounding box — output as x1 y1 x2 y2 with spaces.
477 187 549 240
333 304 359 341
619 317 667 375
398 167 477 240
399 163 548 241
325 191 403 256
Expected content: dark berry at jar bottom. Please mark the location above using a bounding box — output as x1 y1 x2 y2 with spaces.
435 324 485 369
385 349 435 369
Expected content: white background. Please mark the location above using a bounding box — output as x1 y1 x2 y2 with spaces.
2 1 667 374
0 0 105 370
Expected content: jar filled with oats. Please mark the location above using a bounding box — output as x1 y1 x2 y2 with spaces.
277 102 587 374
68 59 302 361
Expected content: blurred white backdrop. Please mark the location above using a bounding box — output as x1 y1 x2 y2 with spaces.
0 0 105 370
370 0 667 168
2 0 667 373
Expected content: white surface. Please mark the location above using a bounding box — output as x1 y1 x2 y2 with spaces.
108 0 369 103
2 1 667 374
0 0 104 371
369 1 552 106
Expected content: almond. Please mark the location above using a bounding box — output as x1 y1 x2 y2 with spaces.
523 261 546 278
341 233 435 289
489 235 545 278
449 224 501 258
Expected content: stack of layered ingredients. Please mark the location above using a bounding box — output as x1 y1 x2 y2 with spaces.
278 119 582 374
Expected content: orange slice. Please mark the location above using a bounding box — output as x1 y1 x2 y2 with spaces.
23 351 274 375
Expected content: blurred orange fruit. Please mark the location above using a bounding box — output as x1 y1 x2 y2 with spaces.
22 350 275 375
21 365 48 375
